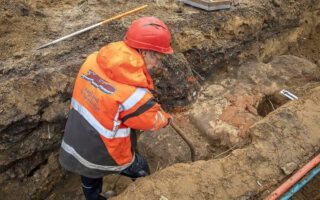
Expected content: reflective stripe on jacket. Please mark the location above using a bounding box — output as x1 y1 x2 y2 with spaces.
59 41 171 178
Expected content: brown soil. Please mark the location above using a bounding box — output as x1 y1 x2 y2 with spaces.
1 0 320 199
288 24 320 66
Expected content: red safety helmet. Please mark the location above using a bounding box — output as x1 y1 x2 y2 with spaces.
124 17 173 54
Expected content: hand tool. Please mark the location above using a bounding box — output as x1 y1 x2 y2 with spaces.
170 122 196 162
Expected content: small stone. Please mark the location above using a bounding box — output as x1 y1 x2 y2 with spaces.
232 0 240 6
17 4 30 16
102 191 116 198
13 52 23 59
8 172 16 179
5 12 13 18
34 11 46 18
160 195 169 200
193 91 197 97
239 192 255 200
34 51 42 57
281 162 298 175
272 0 281 7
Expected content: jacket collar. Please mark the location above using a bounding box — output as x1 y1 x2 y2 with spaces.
96 41 154 90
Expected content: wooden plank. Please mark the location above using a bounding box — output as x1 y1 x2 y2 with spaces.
180 0 231 11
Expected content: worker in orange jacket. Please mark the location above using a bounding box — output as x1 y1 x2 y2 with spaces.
59 16 173 200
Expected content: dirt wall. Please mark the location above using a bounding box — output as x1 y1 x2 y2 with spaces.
113 86 320 200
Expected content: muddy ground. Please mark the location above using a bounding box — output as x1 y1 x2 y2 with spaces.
1 0 320 199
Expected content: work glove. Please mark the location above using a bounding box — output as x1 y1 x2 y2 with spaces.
165 117 173 127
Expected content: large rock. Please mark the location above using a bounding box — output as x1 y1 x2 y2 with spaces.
189 55 319 150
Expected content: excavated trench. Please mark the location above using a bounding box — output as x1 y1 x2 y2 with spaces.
1 0 320 199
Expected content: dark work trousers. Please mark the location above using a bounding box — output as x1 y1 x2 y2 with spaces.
81 130 150 200
81 176 105 200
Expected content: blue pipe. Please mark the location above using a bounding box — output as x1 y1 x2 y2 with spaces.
280 164 320 200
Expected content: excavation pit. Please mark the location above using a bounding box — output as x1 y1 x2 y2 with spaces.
0 0 320 199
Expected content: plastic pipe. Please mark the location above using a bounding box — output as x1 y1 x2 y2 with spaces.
265 153 320 200
280 164 320 200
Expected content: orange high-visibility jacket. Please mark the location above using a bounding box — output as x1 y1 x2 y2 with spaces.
59 41 171 178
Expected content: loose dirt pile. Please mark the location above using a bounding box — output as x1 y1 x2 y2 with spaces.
1 0 320 199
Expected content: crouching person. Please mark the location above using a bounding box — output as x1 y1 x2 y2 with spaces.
59 16 173 200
